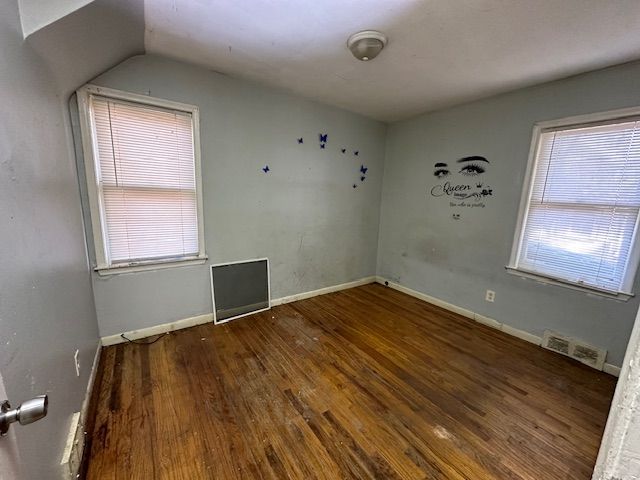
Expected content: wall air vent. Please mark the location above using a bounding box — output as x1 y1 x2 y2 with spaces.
542 330 606 370
210 258 270 324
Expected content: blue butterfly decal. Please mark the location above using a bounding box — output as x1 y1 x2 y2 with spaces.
354 151 359 156
360 165 368 175
353 184 357 188
361 176 366 182
297 138 303 144
262 165 270 173
319 133 328 143
341 148 346 154
320 144 325 149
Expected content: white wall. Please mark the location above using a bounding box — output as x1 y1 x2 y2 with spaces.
0 0 142 477
77 55 387 337
378 60 640 367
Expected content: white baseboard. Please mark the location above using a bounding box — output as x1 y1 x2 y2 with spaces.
100 276 377 346
82 343 102 422
61 343 102 478
101 313 213 346
376 277 621 377
603 364 621 377
271 276 377 306
98 276 621 377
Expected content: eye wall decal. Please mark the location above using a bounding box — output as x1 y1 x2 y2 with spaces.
429 155 494 207
457 156 488 176
433 162 450 178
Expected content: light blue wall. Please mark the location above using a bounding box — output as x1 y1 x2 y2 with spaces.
378 60 640 367
83 55 387 337
85 55 640 367
0 0 143 478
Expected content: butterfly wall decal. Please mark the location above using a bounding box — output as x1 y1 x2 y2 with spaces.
360 165 368 175
341 148 346 154
262 165 270 173
319 133 328 143
354 151 359 156
320 144 325 149
297 138 303 144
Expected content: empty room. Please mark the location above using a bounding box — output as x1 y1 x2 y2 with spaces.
4 0 640 478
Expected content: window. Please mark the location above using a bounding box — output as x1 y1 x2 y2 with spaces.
77 85 206 274
509 109 640 298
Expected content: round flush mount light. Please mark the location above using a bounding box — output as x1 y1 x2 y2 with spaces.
347 30 387 61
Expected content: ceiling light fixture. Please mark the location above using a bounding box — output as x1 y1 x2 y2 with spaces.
347 30 387 62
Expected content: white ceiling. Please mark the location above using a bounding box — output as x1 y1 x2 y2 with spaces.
145 0 640 122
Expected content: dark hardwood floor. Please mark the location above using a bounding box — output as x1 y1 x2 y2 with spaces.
84 283 616 479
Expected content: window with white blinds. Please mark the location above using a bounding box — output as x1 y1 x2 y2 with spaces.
78 86 205 272
510 116 640 295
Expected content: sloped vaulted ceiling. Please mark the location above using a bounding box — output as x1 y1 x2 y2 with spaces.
144 0 640 121
18 0 95 37
19 0 640 122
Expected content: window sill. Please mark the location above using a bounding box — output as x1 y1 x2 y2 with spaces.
95 256 208 276
505 266 634 301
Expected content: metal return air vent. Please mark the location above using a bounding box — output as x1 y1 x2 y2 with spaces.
542 330 606 370
210 258 270 325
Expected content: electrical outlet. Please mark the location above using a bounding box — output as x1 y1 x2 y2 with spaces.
74 349 80 377
485 290 495 302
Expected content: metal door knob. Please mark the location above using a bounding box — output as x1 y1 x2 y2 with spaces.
0 395 48 436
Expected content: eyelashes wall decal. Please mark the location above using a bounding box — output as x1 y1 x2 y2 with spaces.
433 162 450 178
457 155 488 176
459 163 485 176
433 157 490 177
429 155 494 207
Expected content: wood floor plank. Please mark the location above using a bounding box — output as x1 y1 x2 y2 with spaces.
85 284 616 479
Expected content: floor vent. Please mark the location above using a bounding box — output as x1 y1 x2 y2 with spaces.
210 258 270 324
542 330 606 370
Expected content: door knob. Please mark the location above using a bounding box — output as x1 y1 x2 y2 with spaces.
0 395 48 436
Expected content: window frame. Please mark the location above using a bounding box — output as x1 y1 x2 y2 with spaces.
507 106 640 301
77 84 207 276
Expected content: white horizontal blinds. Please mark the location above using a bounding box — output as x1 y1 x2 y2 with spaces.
91 96 199 264
519 120 640 292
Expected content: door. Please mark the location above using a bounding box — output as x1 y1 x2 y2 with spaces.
0 372 21 480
